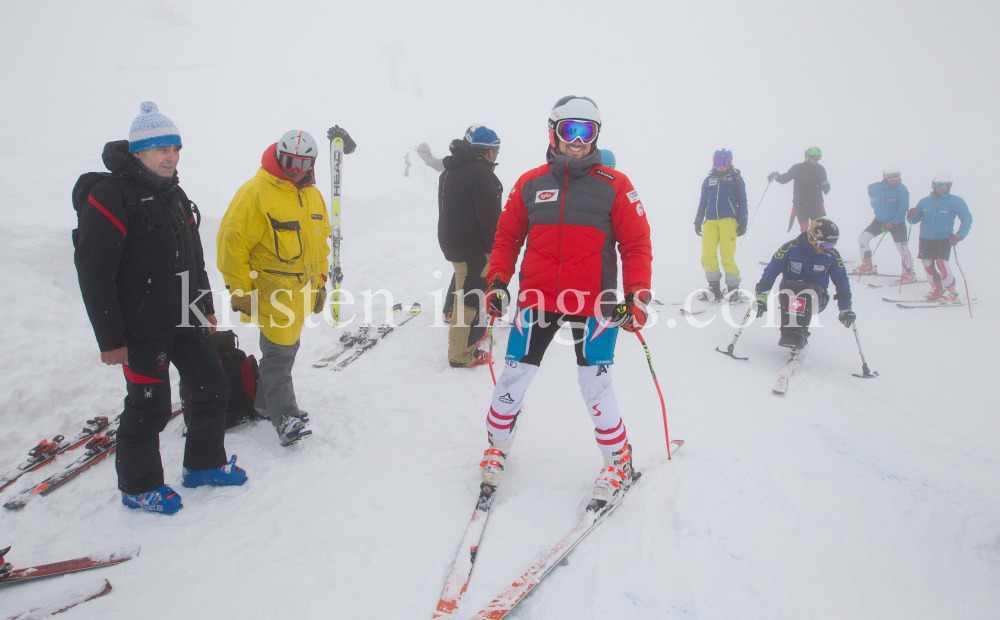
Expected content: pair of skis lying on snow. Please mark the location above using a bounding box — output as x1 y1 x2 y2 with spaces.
431 420 684 619
1 408 184 510
313 302 422 369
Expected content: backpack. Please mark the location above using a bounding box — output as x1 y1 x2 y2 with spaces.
179 330 260 430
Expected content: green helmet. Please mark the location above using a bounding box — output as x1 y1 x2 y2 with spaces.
804 146 822 161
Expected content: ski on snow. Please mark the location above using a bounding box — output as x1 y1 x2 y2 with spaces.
313 323 376 368
431 416 522 619
0 545 137 586
467 440 684 620
773 348 803 394
3 409 183 511
880 297 977 309
0 417 112 493
866 280 922 289
333 303 422 371
5 579 113 619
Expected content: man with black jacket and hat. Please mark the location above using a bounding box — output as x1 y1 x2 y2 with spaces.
437 126 503 368
74 102 246 515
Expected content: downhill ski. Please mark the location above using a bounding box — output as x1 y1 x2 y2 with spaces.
328 135 345 326
312 324 375 368
431 417 522 619
896 301 976 310
5 579 113 619
0 546 137 585
333 303 422 371
866 280 922 289
468 440 684 620
4 409 183 511
0 417 111 493
773 348 803 394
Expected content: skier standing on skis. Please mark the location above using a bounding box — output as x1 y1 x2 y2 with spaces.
753 217 855 349
768 147 830 232
217 127 354 446
482 95 653 509
855 166 914 281
694 149 748 301
74 102 246 515
438 126 504 368
906 174 973 301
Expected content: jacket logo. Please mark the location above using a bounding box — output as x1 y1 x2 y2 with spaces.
593 169 615 181
627 190 640 203
790 261 802 274
813 264 826 272
536 190 559 203
708 178 718 186
311 214 323 220
636 203 645 216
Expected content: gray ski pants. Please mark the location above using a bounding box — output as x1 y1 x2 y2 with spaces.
255 333 301 431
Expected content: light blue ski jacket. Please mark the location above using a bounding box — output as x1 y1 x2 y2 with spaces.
906 192 972 240
867 181 909 225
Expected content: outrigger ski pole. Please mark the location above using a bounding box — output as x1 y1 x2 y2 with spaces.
851 322 879 378
716 306 753 361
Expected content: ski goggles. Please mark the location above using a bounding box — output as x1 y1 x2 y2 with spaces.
809 231 837 249
555 119 599 144
713 158 732 168
278 153 315 174
884 173 901 181
933 182 952 190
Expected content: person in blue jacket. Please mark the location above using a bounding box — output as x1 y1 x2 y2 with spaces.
855 165 915 282
600 148 616 169
753 218 855 349
695 149 748 301
906 173 973 302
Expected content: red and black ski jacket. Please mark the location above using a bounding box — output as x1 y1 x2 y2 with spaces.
74 141 214 352
488 148 652 319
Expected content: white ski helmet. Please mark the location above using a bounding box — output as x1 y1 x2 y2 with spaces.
548 95 601 147
932 173 953 185
277 130 318 159
883 165 901 177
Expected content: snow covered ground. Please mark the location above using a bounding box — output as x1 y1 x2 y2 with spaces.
2 1 999 618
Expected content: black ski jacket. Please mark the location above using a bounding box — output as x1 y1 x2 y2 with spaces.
437 139 503 264
75 140 215 352
775 162 830 217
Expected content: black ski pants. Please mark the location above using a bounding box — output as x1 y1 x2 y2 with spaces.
117 330 228 494
777 280 829 335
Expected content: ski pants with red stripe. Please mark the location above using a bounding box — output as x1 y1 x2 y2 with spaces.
118 330 228 494
485 310 627 453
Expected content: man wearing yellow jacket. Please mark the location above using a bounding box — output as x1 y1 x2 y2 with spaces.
217 128 353 445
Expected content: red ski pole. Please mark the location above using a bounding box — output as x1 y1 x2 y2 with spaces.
952 244 972 319
634 331 673 459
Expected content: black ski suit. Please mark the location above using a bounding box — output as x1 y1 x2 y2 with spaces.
775 162 830 225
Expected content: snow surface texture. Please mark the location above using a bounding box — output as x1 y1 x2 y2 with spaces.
1 1 999 618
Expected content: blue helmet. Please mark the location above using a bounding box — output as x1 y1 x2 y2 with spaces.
600 149 616 169
713 149 733 161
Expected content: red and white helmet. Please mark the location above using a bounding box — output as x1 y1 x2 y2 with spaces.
548 96 601 148
276 130 318 174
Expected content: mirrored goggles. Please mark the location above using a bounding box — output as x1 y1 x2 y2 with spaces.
809 231 836 249
279 153 315 174
884 173 901 181
933 182 952 190
713 158 732 168
556 119 599 144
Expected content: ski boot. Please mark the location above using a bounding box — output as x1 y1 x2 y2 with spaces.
940 287 959 303
900 268 917 284
591 443 634 510
182 455 248 488
277 416 312 447
480 432 514 486
697 281 724 302
121 484 183 515
925 282 944 300
853 258 876 275
778 329 807 349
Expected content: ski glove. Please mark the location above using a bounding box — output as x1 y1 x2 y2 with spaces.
906 208 919 218
838 309 856 328
767 172 780 183
613 290 651 332
486 277 510 319
737 223 747 237
313 287 327 315
950 234 963 246
327 126 357 154
882 222 894 230
752 293 768 319
695 222 702 236
231 294 252 316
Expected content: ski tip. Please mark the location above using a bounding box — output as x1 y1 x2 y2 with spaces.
410 302 422 312
392 303 403 312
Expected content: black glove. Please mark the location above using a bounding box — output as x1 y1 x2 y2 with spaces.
767 172 779 183
327 125 357 154
695 222 702 236
737 223 747 237
752 293 768 318
839 309 856 328
486 277 510 318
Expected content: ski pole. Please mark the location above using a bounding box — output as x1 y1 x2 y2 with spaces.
738 182 770 250
857 231 888 283
715 306 753 360
487 316 497 386
952 244 973 319
899 222 913 295
634 331 673 459
850 322 878 378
